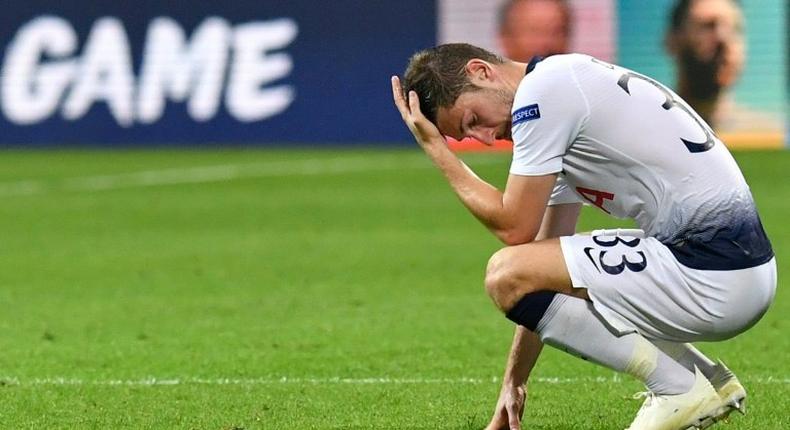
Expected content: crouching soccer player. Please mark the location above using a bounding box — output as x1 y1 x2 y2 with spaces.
391 44 776 430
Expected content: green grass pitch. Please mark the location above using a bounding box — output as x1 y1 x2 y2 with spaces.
0 148 787 429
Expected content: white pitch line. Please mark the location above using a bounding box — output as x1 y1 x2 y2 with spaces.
0 154 507 197
0 375 787 387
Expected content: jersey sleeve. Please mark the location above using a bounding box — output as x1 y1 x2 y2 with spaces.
510 56 589 176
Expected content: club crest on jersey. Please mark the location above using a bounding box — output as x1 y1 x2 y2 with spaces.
512 104 541 126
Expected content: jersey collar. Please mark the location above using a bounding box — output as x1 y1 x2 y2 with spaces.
526 56 544 75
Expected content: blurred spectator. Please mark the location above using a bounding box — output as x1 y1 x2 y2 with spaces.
498 0 571 61
665 0 783 135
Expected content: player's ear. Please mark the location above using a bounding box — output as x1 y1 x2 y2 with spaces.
465 59 495 84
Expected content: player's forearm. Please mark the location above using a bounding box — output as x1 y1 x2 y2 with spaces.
502 326 544 386
423 144 525 242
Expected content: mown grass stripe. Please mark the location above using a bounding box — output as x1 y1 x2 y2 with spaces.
1 375 787 386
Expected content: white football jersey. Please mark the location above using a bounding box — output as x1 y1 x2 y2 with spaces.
509 54 773 271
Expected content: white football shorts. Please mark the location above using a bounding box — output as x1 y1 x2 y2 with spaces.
559 229 777 342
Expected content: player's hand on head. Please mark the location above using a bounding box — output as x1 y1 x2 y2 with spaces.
485 383 526 430
390 76 446 148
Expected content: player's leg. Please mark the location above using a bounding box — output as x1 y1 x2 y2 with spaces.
555 232 775 343
484 239 695 395
484 238 586 312
650 342 716 378
554 230 776 428
487 233 728 429
534 296 725 430
534 294 696 395
651 341 747 417
642 257 777 422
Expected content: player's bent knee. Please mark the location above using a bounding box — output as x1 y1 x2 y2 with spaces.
484 247 536 312
484 248 513 310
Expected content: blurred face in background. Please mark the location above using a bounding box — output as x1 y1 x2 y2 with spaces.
498 0 570 62
668 0 745 98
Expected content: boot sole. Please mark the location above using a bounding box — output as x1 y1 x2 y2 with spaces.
681 395 747 430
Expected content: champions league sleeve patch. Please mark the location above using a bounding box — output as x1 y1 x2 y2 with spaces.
512 104 541 126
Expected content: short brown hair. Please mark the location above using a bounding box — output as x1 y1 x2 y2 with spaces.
402 43 505 125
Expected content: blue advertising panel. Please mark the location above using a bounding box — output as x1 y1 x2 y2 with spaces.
0 1 436 145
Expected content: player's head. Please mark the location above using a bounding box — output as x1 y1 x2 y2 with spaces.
665 0 745 99
498 0 571 62
402 44 515 145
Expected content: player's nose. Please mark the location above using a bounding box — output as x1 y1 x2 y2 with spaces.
472 129 496 146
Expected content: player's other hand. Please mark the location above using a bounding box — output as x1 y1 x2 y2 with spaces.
485 383 527 430
391 76 446 148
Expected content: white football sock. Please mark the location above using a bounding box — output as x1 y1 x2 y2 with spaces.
649 340 718 378
535 295 695 395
